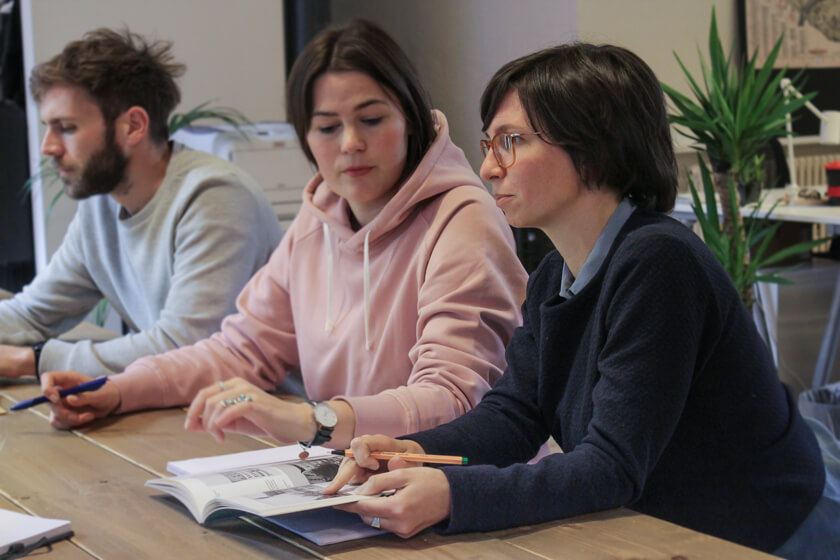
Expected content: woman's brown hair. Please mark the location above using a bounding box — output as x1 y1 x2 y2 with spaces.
481 43 678 212
286 20 435 187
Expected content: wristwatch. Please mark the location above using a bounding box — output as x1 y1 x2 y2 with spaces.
299 401 338 447
31 341 47 381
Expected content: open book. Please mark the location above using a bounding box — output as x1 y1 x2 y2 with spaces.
155 446 385 545
146 454 371 524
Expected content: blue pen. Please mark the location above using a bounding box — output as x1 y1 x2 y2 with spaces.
10 376 108 411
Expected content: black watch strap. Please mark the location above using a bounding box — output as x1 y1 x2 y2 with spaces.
32 341 46 381
299 401 336 448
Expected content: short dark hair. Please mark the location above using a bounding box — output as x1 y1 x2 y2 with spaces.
286 19 435 187
30 28 185 145
480 43 677 212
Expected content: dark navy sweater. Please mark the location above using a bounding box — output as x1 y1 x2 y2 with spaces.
408 211 824 552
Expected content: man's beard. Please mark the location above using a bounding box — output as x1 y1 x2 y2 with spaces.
61 124 129 200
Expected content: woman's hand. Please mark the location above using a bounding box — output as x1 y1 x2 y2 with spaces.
323 434 426 493
337 466 452 538
41 371 121 429
184 377 317 443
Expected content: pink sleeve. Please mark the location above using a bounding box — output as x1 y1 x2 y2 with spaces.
111 232 300 413
339 196 527 437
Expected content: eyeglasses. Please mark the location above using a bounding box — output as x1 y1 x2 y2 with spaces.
480 131 544 169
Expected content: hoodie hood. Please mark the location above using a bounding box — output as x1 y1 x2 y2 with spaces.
300 110 486 350
301 110 483 252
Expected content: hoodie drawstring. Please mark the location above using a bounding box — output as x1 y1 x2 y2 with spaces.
322 222 334 333
322 222 372 351
363 230 372 351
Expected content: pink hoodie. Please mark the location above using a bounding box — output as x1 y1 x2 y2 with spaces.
111 111 527 437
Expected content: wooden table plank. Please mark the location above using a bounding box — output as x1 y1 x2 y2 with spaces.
310 529 541 560
0 382 271 475
77 406 272 476
0 393 313 560
498 509 777 560
313 511 777 560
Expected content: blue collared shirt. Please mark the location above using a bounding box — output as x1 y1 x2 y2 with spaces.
560 198 636 299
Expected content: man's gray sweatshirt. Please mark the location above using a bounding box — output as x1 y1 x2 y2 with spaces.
0 147 282 376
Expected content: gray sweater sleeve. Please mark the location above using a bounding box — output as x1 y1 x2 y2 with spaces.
39 181 280 376
0 214 104 346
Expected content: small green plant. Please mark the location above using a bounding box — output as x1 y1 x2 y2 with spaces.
167 102 251 137
21 157 62 215
661 7 813 241
688 156 827 309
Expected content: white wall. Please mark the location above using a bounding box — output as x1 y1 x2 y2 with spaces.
577 0 737 152
21 0 287 270
332 0 738 165
331 0 577 172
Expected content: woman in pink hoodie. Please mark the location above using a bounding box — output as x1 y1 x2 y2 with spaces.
42 20 527 450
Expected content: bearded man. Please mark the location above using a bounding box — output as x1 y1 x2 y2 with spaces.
0 28 281 380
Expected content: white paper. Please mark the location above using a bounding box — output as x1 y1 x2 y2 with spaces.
167 445 332 476
0 509 72 554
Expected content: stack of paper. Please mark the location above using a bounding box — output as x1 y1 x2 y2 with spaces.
0 509 73 556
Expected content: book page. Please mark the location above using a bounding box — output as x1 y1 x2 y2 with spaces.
180 456 343 502
217 479 363 517
167 445 332 476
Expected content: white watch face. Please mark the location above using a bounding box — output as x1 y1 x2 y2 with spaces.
314 402 338 428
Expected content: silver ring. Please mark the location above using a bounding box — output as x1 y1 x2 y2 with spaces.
370 516 381 529
221 394 252 408
217 381 225 391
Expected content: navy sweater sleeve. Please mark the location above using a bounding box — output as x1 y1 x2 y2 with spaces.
412 233 714 534
406 256 557 465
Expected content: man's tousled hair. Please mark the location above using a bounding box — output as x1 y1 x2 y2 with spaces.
31 28 185 144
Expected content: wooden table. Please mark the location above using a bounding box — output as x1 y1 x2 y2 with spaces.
0 382 776 560
0 288 777 559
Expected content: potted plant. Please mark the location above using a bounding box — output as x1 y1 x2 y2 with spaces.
687 156 826 310
662 8 826 310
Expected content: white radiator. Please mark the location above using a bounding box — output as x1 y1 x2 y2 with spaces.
794 153 840 187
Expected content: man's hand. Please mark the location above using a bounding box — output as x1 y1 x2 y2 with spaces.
41 371 121 429
0 345 35 378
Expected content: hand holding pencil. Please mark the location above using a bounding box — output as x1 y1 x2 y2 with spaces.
323 434 429 494
324 434 456 538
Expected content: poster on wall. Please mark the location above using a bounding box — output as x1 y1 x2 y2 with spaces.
745 0 840 68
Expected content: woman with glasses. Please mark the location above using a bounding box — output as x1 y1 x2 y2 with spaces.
41 20 526 451
326 43 834 557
